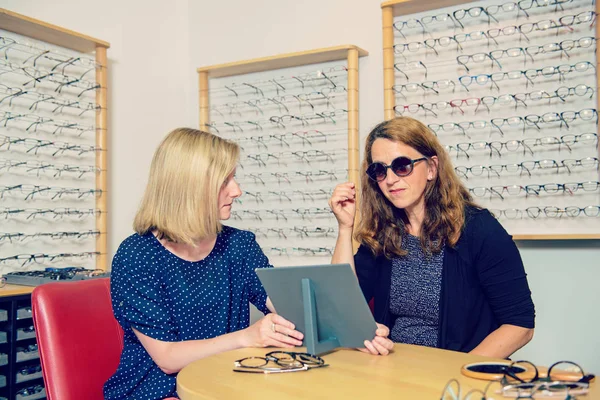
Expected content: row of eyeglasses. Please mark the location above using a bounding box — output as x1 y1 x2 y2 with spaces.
428 116 598 136
0 184 102 201
490 205 600 218
0 251 100 267
234 129 346 150
397 36 597 72
209 66 348 98
0 35 98 74
454 156 598 177
210 86 347 116
394 60 595 87
394 20 594 55
0 83 100 116
455 37 596 72
248 226 335 239
394 3 593 36
239 169 348 185
0 207 104 220
0 230 101 243
0 158 100 179
230 207 333 221
0 133 102 157
444 134 597 157
235 189 332 204
243 149 347 167
394 0 593 32
469 180 599 199
0 57 99 96
265 247 334 256
206 108 348 133
393 73 594 98
394 84 594 114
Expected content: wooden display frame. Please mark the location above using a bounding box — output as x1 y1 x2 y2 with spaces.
198 45 368 250
381 0 600 240
0 8 110 267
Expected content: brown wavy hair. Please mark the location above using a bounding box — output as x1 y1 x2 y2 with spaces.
355 117 478 258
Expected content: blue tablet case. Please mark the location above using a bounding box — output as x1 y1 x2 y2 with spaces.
256 263 378 355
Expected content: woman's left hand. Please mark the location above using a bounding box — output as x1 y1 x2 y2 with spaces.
358 323 394 356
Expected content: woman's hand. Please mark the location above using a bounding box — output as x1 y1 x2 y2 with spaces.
241 313 304 348
328 182 356 230
358 324 394 356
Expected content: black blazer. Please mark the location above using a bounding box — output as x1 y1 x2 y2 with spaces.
354 207 535 353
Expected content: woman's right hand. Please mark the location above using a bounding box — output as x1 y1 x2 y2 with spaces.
241 313 304 348
328 182 356 230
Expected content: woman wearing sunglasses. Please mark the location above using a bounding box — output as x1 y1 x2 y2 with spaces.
329 117 534 357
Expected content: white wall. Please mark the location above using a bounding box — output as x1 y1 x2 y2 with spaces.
186 0 384 143
2 0 598 373
515 241 600 369
0 0 196 253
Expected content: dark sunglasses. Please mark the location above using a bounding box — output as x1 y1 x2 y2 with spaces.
366 156 427 182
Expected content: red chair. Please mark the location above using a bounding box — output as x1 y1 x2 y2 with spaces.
32 278 123 400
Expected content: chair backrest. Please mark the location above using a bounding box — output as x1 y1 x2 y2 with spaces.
32 278 123 400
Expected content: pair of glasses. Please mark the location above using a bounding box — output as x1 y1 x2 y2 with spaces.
17 344 38 353
559 11 596 27
19 364 42 375
526 206 600 218
441 378 503 399
486 19 571 43
17 384 44 397
500 360 594 397
366 156 428 182
526 181 600 195
234 351 327 373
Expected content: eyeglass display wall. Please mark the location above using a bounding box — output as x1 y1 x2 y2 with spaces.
198 46 367 265
382 0 600 239
0 9 109 275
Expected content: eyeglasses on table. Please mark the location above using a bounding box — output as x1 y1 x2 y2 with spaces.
441 378 504 400
500 360 594 398
443 359 594 399
234 351 328 374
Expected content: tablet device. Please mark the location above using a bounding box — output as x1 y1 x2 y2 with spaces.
256 263 377 355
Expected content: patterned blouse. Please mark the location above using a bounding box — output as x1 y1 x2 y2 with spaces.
104 226 270 400
389 234 444 347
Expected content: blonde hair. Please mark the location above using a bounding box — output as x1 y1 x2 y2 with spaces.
355 117 478 258
133 128 239 245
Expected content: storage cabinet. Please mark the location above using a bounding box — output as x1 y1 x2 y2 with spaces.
0 287 44 400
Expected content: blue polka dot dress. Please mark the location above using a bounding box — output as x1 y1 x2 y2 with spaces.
103 226 271 400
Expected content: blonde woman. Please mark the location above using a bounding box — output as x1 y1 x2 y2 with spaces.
104 128 303 400
329 117 535 358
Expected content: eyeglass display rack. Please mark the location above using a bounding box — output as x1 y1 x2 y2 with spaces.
382 0 600 239
0 8 110 276
0 9 110 399
198 46 368 262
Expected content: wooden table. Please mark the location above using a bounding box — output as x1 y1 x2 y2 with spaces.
0 284 34 297
177 344 599 399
